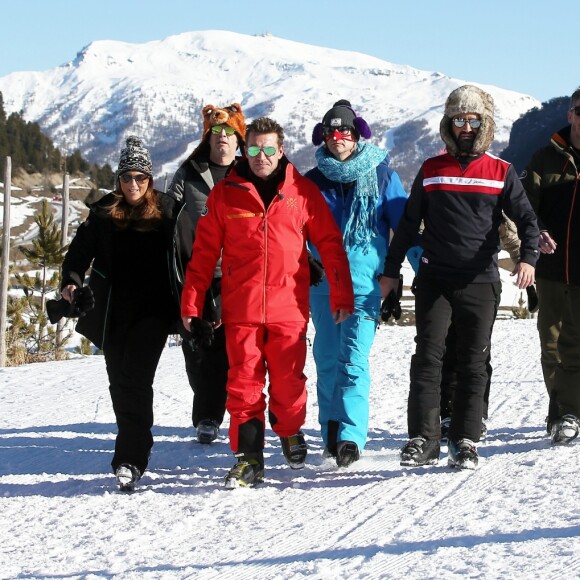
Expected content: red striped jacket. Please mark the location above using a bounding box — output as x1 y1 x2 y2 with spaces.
384 152 539 282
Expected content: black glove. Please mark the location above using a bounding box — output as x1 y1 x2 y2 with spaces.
185 317 214 351
380 275 403 322
307 252 325 286
46 286 95 324
74 286 95 316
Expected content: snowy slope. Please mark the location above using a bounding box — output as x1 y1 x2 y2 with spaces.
0 30 539 179
1 319 579 579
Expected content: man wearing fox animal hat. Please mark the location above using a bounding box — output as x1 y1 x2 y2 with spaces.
381 85 539 471
306 99 421 468
167 102 246 445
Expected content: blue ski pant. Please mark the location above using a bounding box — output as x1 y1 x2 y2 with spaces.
310 293 381 452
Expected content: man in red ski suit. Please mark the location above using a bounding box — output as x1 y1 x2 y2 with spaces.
181 117 354 488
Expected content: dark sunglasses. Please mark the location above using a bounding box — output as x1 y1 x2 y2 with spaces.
570 106 580 116
453 118 482 129
247 145 277 157
120 173 149 184
323 126 352 136
210 125 236 135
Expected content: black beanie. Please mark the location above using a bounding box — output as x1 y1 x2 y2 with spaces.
312 99 372 146
322 99 357 130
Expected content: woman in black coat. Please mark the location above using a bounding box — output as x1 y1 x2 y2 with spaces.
61 136 192 491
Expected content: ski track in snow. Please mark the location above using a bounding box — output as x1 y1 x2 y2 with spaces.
1 320 580 579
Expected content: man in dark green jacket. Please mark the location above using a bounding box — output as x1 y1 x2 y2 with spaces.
522 86 580 445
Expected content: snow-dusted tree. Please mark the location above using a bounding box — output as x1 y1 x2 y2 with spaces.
10 199 71 362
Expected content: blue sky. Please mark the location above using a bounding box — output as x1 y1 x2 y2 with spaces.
0 0 574 103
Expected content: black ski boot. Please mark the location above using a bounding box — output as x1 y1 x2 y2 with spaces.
400 437 440 466
336 441 360 467
448 438 478 470
225 454 264 489
280 431 308 469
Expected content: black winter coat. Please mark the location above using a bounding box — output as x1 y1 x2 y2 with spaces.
61 190 193 348
523 126 580 284
167 153 239 322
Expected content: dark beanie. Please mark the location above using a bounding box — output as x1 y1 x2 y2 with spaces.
117 136 153 176
312 99 372 146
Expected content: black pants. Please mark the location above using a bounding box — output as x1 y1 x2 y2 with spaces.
182 323 228 427
440 286 500 420
104 315 171 475
408 278 501 442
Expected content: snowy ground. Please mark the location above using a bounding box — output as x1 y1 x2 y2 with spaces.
1 317 579 579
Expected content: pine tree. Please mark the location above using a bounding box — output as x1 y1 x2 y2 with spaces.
12 199 71 362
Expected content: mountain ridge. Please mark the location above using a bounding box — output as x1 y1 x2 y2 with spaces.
0 30 540 186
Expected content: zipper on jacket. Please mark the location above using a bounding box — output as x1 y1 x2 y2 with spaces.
262 216 268 323
565 176 579 284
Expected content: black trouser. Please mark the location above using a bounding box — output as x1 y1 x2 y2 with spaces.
182 323 228 427
104 315 171 475
440 286 500 420
408 278 501 443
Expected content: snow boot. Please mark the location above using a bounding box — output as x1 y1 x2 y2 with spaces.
115 463 141 492
336 441 360 468
551 414 580 445
280 431 308 469
197 419 219 444
448 438 478 470
224 454 264 489
400 437 440 466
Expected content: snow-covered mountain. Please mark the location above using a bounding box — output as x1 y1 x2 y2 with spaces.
0 30 540 185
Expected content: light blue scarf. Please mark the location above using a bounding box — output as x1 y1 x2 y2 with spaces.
315 143 388 253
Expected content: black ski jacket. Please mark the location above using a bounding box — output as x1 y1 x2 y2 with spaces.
384 152 539 283
61 190 193 348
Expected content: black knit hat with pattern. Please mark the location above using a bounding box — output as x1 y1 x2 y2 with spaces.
117 136 153 177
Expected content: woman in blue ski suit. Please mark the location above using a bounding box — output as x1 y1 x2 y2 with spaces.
306 100 419 467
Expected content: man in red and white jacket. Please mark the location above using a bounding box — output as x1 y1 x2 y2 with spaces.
381 85 539 470
181 117 354 488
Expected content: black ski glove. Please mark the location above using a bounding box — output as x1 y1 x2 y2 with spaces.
380 275 403 322
185 317 214 351
74 286 95 316
46 286 95 324
307 252 325 286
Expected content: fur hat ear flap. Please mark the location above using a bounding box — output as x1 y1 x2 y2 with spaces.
312 123 325 146
353 116 371 140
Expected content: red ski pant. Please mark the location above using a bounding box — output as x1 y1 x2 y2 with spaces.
224 322 308 453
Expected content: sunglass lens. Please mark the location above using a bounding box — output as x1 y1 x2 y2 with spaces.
247 146 277 157
121 174 148 183
211 125 235 135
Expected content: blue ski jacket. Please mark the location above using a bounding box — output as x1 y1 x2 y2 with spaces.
305 158 419 297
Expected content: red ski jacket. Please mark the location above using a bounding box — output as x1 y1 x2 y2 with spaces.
181 158 354 324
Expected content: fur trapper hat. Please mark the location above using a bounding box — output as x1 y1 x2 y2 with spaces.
201 102 246 142
312 99 372 146
117 136 152 176
439 85 495 156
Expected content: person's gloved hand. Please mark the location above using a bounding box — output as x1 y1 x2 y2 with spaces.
307 252 325 286
185 317 214 351
380 275 403 322
46 286 95 324
74 286 95 317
